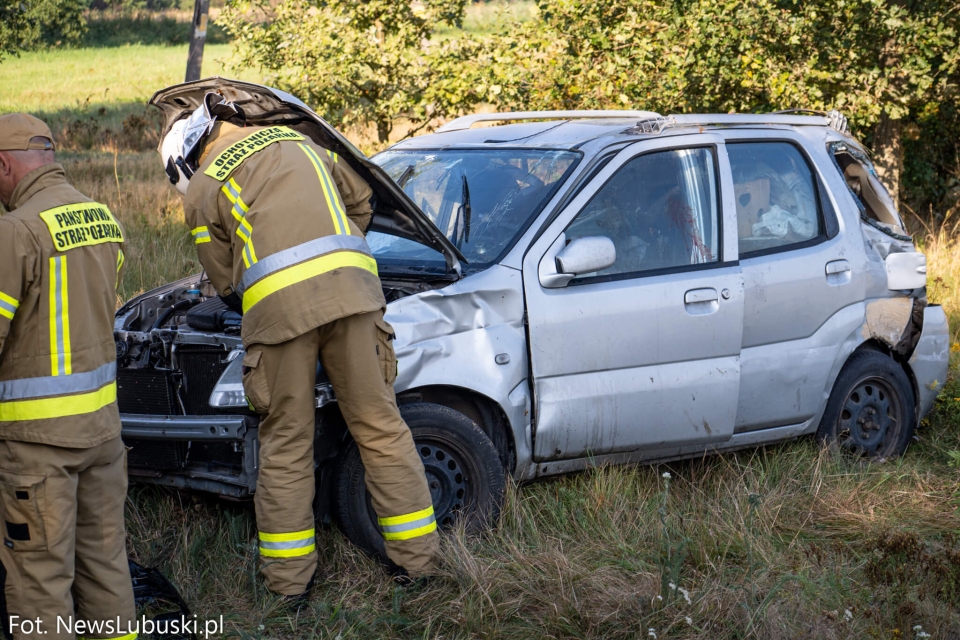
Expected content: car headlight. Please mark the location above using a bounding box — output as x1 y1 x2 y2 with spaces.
209 349 247 409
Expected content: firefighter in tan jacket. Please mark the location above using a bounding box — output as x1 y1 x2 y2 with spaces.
159 94 439 601
0 114 136 638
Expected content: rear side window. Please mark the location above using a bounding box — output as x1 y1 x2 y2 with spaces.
728 142 823 257
565 146 720 281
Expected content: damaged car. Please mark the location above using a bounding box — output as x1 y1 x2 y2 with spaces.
117 79 949 561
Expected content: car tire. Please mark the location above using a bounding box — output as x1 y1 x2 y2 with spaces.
815 349 917 460
333 402 506 563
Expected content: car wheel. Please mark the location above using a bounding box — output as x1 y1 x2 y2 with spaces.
815 349 916 459
334 402 506 563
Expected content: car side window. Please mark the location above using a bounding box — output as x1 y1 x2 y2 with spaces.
564 147 720 280
727 142 823 256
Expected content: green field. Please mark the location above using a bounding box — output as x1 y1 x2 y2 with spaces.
3 11 960 638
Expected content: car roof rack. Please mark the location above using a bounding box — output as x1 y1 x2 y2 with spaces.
626 110 850 135
436 110 662 133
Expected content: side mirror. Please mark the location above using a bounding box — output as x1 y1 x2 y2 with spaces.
557 236 616 275
541 236 616 288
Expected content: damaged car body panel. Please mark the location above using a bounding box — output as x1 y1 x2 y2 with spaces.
118 96 949 519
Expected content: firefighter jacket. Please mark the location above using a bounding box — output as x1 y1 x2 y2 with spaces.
0 163 125 447
183 123 385 346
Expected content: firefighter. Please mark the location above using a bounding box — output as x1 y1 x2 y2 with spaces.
159 94 439 603
0 114 136 638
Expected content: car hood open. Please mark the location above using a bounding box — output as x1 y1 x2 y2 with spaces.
149 77 463 274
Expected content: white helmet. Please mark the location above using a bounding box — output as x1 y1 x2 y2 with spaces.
160 93 240 195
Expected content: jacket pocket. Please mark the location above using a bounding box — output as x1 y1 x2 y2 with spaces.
241 348 271 414
374 317 398 386
0 474 48 552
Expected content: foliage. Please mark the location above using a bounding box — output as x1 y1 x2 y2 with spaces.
221 0 487 143
0 0 87 59
472 0 960 132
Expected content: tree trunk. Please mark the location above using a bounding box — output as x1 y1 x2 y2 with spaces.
872 111 903 210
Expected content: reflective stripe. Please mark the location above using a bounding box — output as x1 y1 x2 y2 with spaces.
222 179 258 266
79 633 137 640
242 239 258 269
0 361 116 401
378 505 437 541
238 234 372 296
48 256 71 376
258 528 316 558
0 291 19 321
191 226 211 244
298 143 350 236
116 249 124 288
243 251 377 313
326 149 339 163
0 381 116 422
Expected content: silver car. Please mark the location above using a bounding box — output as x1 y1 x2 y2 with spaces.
117 79 949 560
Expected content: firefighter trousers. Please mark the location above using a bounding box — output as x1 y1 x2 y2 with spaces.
0 435 136 640
241 309 439 595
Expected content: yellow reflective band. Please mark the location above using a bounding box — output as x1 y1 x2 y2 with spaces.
191 226 211 244
259 543 317 558
326 149 339 163
79 634 138 640
48 256 72 376
242 239 258 268
258 528 315 542
379 505 438 541
242 251 378 313
298 143 350 236
382 521 437 541
116 249 124 288
0 381 116 422
38 202 123 252
0 291 19 321
204 126 305 182
378 505 435 527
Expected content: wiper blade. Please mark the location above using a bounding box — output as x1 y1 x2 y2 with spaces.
396 164 415 188
461 173 472 244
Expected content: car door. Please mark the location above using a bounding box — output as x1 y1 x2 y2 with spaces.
721 133 865 432
522 134 744 461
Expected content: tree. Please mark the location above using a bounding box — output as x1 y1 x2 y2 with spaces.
221 0 486 144
0 0 86 61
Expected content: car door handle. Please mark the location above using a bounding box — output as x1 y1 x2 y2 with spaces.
684 288 719 316
825 259 852 286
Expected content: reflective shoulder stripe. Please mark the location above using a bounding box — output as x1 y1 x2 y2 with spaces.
191 226 211 244
378 505 437 541
48 255 71 377
298 143 350 236
258 528 316 558
0 361 116 402
0 291 19 321
38 202 123 252
326 149 339 163
237 234 372 296
0 381 116 422
204 126 305 182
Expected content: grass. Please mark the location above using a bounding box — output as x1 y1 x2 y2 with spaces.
4 6 960 637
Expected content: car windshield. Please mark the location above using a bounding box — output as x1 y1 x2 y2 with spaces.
371 148 580 271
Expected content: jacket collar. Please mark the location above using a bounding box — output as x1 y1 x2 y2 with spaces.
8 163 68 211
